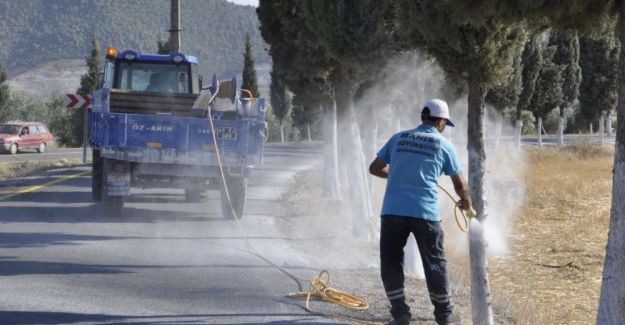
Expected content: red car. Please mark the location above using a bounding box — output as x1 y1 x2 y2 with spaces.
0 121 55 154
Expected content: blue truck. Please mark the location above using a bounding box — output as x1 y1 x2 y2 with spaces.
90 48 266 218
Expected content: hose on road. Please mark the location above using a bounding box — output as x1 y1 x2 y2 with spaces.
206 100 383 325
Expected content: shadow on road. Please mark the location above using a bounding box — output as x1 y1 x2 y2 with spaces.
0 311 346 325
0 232 132 248
0 203 224 224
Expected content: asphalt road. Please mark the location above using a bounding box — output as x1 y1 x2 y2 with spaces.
0 143 349 325
0 147 88 163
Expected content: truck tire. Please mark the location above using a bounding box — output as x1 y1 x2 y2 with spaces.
220 176 247 220
184 189 207 202
92 149 103 202
101 158 125 217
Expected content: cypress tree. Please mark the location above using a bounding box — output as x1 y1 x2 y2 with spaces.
529 45 564 122
269 69 291 143
79 37 101 96
291 94 322 141
241 33 259 98
550 30 582 112
258 0 340 200
578 34 619 130
303 0 392 239
518 34 543 120
0 63 10 123
67 37 101 147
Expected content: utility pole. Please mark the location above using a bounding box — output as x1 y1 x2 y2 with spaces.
169 0 181 53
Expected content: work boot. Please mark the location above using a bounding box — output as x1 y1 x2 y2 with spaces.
437 312 461 324
387 315 410 325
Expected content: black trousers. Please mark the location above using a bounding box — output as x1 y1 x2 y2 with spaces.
380 215 453 323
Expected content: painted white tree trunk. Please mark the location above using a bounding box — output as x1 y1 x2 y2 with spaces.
322 100 340 200
607 111 613 137
558 117 564 147
600 114 605 146
596 13 625 323
590 122 594 134
334 70 373 239
537 117 543 148
337 115 373 239
515 120 523 150
279 123 285 143
467 74 494 325
403 233 425 279
307 124 311 142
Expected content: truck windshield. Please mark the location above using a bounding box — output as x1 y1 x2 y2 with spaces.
114 62 191 94
0 125 20 135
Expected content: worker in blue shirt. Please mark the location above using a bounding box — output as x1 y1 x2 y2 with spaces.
369 99 472 325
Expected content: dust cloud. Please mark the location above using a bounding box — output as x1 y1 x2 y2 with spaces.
352 52 527 270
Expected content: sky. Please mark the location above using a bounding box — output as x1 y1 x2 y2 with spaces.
226 0 258 7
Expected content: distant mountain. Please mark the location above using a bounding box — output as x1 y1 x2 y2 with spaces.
0 0 270 80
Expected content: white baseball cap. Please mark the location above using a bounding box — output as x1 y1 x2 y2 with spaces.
422 99 455 127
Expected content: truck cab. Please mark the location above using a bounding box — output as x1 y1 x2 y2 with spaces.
90 47 266 219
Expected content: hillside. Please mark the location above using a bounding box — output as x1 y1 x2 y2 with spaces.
0 0 270 80
6 59 271 99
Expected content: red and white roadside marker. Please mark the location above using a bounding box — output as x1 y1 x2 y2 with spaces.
65 94 92 109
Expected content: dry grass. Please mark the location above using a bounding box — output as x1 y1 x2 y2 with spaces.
0 159 83 181
485 145 614 324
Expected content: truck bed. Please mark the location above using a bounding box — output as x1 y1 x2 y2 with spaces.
90 89 265 167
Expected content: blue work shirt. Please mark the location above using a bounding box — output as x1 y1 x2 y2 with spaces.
376 124 463 221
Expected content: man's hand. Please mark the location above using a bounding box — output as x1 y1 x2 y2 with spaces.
456 197 472 210
369 158 388 179
450 173 472 211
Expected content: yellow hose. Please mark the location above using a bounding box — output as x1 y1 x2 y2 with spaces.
437 184 476 232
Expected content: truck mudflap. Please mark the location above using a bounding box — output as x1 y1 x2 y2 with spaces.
104 159 131 197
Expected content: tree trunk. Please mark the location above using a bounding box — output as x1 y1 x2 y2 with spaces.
322 99 340 200
467 71 494 325
607 111 613 137
596 8 625 323
600 113 605 146
307 123 311 142
515 119 523 150
279 121 285 143
537 117 543 148
558 117 565 147
359 103 379 201
333 66 373 239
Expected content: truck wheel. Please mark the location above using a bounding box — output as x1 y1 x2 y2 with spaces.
9 143 17 155
92 149 103 202
220 176 247 220
184 189 207 202
101 158 125 217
